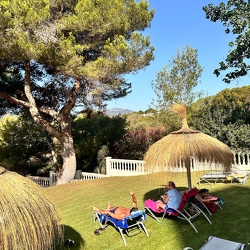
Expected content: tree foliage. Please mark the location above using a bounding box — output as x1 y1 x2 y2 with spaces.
0 115 51 175
203 1 250 83
190 86 250 151
114 126 165 160
151 45 203 110
0 0 155 183
72 114 127 171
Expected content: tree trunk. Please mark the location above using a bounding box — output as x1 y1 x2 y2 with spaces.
21 61 80 185
56 135 76 185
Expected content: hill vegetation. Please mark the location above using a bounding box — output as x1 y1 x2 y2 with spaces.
0 86 249 176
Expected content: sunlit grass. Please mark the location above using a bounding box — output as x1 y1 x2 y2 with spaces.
46 171 250 250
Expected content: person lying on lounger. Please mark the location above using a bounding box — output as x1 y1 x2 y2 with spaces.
195 188 222 202
93 192 138 220
194 188 224 213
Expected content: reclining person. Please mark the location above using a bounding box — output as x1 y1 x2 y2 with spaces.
195 188 224 213
144 181 182 212
156 181 182 210
93 192 138 220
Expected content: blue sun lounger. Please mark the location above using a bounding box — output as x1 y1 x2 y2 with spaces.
93 210 149 246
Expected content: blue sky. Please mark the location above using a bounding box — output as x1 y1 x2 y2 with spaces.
106 0 249 111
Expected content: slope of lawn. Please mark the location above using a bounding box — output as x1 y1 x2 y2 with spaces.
46 171 250 250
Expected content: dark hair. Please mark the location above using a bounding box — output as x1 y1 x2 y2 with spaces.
130 207 138 213
199 188 209 194
167 181 176 188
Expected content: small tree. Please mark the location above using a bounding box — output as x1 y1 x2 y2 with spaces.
151 45 203 110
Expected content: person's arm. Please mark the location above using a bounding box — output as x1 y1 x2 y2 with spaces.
161 193 170 204
206 193 213 199
196 193 210 203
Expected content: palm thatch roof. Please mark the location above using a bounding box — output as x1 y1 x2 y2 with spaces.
144 104 234 188
0 167 64 250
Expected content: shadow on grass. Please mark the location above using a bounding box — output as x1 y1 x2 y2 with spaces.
60 225 85 250
143 184 250 249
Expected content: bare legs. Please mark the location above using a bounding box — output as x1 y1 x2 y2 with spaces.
93 192 137 214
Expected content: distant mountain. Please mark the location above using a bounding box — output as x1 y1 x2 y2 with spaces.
106 108 134 116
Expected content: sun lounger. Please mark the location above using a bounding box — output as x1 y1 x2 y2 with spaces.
198 170 249 185
144 188 212 233
194 195 224 215
93 210 149 246
199 236 246 250
226 172 248 184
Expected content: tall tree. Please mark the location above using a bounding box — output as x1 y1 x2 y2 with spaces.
203 1 250 83
151 45 203 110
0 0 155 184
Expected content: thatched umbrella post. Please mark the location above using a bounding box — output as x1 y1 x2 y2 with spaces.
144 104 234 189
0 167 64 250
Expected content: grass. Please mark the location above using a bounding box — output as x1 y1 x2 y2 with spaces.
46 171 250 250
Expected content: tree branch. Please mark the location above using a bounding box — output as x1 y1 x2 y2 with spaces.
0 91 31 108
59 79 81 116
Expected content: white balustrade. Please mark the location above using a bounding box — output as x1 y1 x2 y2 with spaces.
26 151 250 187
27 176 51 187
80 172 108 180
106 157 145 176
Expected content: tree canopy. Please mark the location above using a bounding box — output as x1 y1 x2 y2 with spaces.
203 0 250 83
151 45 203 110
0 0 155 183
190 86 250 152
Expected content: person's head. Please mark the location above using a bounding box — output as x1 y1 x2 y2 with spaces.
199 188 209 195
130 207 138 214
166 181 176 189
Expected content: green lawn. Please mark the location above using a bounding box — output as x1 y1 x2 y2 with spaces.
46 171 250 250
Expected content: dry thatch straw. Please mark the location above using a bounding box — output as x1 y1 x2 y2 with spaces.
0 168 64 250
144 103 234 189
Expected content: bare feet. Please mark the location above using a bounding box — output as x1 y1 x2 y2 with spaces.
107 201 111 210
93 206 100 212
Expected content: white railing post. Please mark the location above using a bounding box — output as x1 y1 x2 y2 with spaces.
106 156 112 176
49 171 54 186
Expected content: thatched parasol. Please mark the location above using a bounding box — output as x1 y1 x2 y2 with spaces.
0 167 64 250
144 104 234 189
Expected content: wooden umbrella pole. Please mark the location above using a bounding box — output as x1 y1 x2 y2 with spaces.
186 162 192 190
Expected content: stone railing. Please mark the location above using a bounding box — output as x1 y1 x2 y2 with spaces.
105 152 250 176
105 157 145 176
27 170 109 187
27 151 250 187
234 151 250 171
75 170 109 180
27 171 58 187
